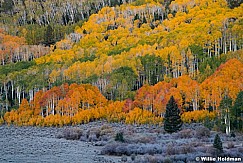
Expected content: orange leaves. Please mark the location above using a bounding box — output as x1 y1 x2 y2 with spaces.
18 98 31 112
38 83 107 117
134 75 200 114
200 59 243 110
4 111 17 125
0 29 26 64
134 58 243 114
4 98 34 126
3 58 242 127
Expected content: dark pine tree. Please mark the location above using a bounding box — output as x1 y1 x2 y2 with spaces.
232 91 243 131
213 134 223 153
1 0 14 15
164 96 183 133
44 24 55 46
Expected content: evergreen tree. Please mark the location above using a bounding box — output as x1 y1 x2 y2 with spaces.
115 132 124 142
1 0 14 14
44 24 55 46
213 134 223 153
204 116 213 130
232 91 243 131
164 96 183 133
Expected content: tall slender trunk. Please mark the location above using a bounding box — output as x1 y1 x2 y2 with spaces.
3 82 8 111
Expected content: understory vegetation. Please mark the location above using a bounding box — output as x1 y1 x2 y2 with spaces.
57 122 243 162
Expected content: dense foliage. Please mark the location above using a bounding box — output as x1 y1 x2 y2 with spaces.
0 0 242 129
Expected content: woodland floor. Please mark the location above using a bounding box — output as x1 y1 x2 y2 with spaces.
0 122 243 163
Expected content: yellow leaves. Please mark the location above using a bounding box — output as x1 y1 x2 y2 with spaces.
49 69 60 83
64 61 96 80
0 117 4 125
56 39 73 50
179 39 190 50
72 102 125 125
4 110 17 125
35 49 75 64
181 110 216 123
43 114 71 127
125 107 163 125
4 99 35 126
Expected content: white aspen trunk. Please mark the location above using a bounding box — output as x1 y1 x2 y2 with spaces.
224 41 227 54
29 89 34 102
22 90 25 99
215 40 218 56
207 48 210 57
51 96 55 115
41 108 44 117
46 106 49 116
192 99 196 111
3 82 8 111
233 37 237 51
205 98 207 109
17 86 21 105
225 112 230 135
11 81 14 100
229 33 232 52
220 37 223 53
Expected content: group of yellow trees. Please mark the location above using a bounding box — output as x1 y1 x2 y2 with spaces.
4 57 242 126
35 0 243 82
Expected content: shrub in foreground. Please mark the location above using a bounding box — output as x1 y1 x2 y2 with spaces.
195 126 210 138
59 128 83 140
101 143 164 156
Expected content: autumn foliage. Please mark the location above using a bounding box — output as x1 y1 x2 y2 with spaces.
3 83 162 126
1 0 243 127
3 57 243 127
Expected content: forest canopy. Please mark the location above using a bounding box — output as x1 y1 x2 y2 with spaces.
0 0 242 130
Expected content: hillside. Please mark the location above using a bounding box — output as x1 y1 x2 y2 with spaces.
0 0 242 134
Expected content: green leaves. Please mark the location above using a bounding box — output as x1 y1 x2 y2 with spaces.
108 66 137 100
140 54 165 85
0 61 35 76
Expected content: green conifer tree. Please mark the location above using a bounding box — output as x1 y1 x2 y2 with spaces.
213 134 223 153
232 91 243 131
1 0 14 14
164 96 183 133
44 24 55 46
